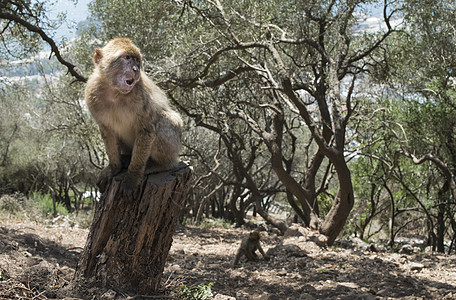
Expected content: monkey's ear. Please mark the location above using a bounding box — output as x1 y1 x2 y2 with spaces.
93 48 103 64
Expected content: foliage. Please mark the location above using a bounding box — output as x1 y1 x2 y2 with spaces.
177 282 214 300
345 0 456 251
0 194 27 215
0 0 62 59
31 192 68 217
161 0 401 243
0 71 98 210
0 193 94 230
197 218 232 229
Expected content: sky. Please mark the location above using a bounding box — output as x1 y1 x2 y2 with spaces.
50 0 390 41
49 0 91 40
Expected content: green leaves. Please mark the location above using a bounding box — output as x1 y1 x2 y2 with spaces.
177 282 214 300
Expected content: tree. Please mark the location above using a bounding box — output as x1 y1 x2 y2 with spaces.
348 0 456 252
0 0 86 82
167 0 396 244
0 1 97 209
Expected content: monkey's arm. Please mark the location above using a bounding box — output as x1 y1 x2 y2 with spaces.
257 243 269 261
100 125 122 172
96 126 122 193
120 128 154 197
129 128 154 175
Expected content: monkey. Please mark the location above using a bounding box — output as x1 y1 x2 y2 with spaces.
84 38 183 197
232 231 269 266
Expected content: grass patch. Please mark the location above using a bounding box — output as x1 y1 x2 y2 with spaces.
31 192 69 217
197 218 232 229
0 192 94 228
177 282 213 300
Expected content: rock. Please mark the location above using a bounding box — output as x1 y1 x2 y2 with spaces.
372 243 387 252
410 262 425 271
339 293 376 300
424 246 433 253
213 294 236 300
376 288 389 296
351 237 370 250
310 234 328 247
100 290 116 300
252 293 272 300
284 224 307 237
396 235 427 248
399 244 419 254
443 292 456 299
298 294 316 300
284 225 329 247
167 264 181 272
235 290 250 299
338 282 359 289
266 244 307 258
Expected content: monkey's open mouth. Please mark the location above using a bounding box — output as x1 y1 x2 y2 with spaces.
126 78 135 86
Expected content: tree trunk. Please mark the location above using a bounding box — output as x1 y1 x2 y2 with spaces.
74 162 192 294
320 156 354 245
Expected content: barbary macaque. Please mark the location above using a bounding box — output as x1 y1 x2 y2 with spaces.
232 231 269 266
85 38 182 197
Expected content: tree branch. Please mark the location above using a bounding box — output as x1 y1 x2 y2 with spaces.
0 12 87 83
392 150 456 200
344 1 396 71
173 42 266 88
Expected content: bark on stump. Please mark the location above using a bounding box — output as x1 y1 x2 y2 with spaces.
75 161 192 294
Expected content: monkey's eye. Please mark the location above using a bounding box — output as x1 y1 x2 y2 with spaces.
125 55 131 60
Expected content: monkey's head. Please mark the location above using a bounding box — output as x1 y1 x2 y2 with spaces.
93 38 142 94
249 231 261 241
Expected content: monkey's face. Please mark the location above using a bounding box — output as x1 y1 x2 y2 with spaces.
93 38 143 95
249 231 261 241
113 53 141 94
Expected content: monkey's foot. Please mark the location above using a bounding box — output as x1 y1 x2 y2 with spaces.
115 172 141 200
97 165 123 193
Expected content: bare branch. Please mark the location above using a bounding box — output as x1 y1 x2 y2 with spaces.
391 150 456 200
343 73 357 127
344 1 397 72
173 42 266 88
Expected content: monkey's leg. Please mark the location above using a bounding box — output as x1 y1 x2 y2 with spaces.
97 167 113 193
148 116 181 169
245 249 258 261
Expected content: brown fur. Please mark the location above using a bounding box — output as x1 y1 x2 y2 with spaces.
232 231 269 266
85 38 183 197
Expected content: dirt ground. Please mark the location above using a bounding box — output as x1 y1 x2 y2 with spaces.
0 217 455 300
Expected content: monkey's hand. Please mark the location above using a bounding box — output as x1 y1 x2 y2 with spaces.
117 171 142 200
97 165 122 193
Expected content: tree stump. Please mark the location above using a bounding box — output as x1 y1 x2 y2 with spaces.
75 161 192 294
